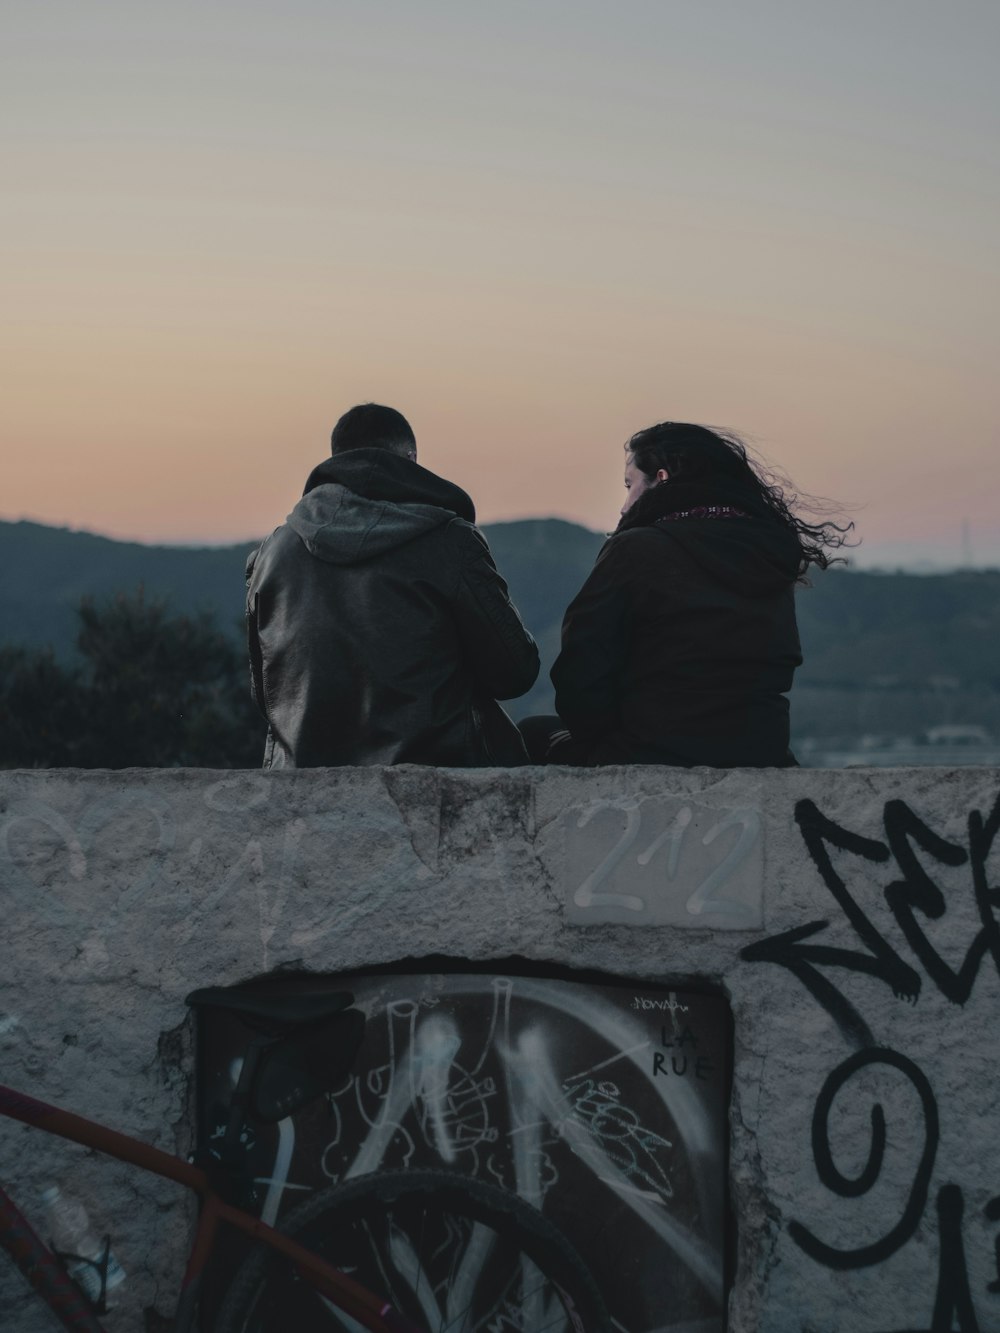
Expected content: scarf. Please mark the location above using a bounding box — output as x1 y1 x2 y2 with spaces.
614 477 778 534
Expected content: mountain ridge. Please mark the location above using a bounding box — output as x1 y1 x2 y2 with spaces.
4 517 1000 740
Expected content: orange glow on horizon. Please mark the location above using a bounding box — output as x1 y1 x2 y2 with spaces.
3 3 998 566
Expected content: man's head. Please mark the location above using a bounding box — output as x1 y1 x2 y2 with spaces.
330 404 416 460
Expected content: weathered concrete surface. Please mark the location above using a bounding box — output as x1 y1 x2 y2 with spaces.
1 765 998 1330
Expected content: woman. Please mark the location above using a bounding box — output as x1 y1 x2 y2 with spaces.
524 422 850 767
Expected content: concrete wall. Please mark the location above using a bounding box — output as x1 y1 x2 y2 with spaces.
1 765 998 1331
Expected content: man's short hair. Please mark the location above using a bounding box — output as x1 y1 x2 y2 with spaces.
330 404 416 457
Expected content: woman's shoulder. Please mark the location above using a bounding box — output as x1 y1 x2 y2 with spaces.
599 526 671 553
585 526 694 590
597 523 690 562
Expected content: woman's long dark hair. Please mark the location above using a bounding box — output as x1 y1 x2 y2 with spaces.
626 421 854 576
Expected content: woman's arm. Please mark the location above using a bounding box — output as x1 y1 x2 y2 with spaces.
551 537 633 741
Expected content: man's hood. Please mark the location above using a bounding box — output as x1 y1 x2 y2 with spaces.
287 448 475 566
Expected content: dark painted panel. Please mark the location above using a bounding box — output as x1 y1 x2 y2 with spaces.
197 970 730 1331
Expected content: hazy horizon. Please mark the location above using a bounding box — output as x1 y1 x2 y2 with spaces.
5 508 1000 575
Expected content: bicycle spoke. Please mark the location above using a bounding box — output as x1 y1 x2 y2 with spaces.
444 1220 496 1328
385 1221 445 1329
438 1257 574 1333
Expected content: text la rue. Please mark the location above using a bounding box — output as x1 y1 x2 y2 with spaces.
653 1025 714 1080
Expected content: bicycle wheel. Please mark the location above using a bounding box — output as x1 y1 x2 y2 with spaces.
216 1169 612 1333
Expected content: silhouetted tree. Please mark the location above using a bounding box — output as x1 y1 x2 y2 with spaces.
0 645 84 766
0 590 264 768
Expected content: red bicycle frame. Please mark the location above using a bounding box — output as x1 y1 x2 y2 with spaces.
0 1083 419 1333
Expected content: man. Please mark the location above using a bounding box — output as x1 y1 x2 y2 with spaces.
246 403 539 767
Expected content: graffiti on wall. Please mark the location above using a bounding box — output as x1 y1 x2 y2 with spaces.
199 973 730 1332
742 792 1000 1331
1 779 368 965
563 796 764 927
1 791 177 929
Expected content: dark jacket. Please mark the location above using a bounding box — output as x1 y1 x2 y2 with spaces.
246 449 539 767
551 479 803 767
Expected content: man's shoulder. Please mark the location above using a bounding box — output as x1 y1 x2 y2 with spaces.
445 514 486 539
427 514 491 558
246 522 304 581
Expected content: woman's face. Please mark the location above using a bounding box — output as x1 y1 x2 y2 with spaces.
621 453 668 516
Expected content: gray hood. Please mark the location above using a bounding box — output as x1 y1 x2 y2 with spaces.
287 484 455 566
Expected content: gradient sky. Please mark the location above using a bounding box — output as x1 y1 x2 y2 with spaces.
3 1 998 566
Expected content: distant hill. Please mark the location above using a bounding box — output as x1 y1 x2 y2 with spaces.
3 517 999 741
0 520 259 659
0 517 604 720
475 519 606 716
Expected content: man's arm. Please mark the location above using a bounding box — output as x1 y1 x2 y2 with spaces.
452 526 540 700
551 537 631 741
245 548 268 719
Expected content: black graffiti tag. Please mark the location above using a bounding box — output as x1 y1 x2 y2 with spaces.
920 1185 981 1333
987 1196 1000 1296
742 799 920 1048
792 1050 988 1330
742 791 1000 1329
883 799 997 1006
968 795 1000 987
789 1047 937 1271
742 792 1000 1048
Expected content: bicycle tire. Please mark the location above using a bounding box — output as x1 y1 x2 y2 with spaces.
215 1168 612 1333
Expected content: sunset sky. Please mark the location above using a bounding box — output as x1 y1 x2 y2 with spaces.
3 2 998 566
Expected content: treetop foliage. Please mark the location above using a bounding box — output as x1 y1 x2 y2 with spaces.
1 589 264 769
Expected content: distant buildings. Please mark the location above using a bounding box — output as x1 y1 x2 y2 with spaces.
799 724 1000 767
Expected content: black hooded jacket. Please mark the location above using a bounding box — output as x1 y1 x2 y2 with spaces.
246 449 539 767
551 479 803 766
